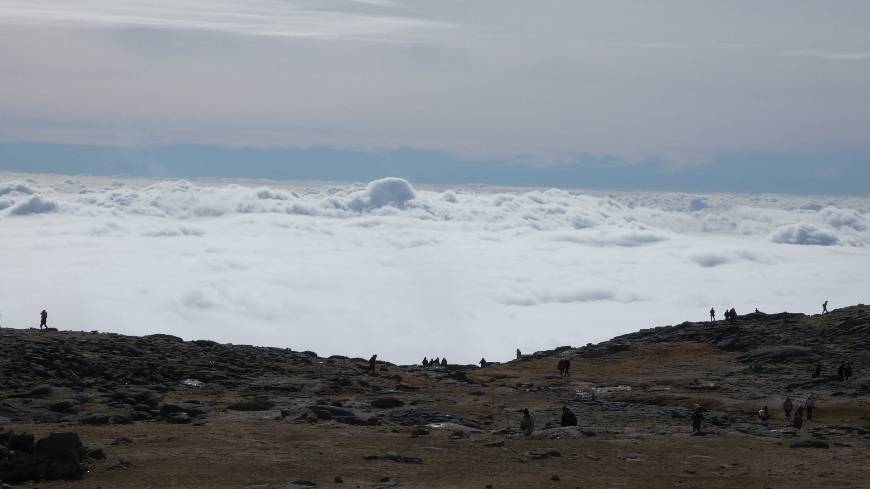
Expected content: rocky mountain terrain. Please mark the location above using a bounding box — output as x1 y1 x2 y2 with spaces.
1 306 869 488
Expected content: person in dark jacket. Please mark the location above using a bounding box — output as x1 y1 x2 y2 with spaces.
560 406 578 427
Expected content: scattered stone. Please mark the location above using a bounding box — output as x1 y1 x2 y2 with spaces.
791 440 830 449
364 452 423 464
371 398 404 409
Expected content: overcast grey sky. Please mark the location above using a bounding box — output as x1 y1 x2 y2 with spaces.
1 1 869 188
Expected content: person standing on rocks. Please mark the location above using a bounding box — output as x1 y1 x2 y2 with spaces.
822 300 828 314
691 405 704 432
560 406 577 427
757 405 770 426
479 358 488 368
39 309 48 330
793 405 804 429
782 396 793 419
368 354 377 374
516 348 522 359
709 307 716 322
806 394 816 420
520 408 534 436
729 308 737 323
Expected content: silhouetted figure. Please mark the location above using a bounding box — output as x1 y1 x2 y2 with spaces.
755 308 760 313
806 395 816 420
812 365 821 378
368 354 377 374
691 405 704 432
516 349 522 359
39 309 47 330
822 300 828 314
557 359 571 377
844 363 853 380
709 307 715 322
440 358 447 367
724 309 731 322
729 308 736 323
479 358 488 368
432 357 439 367
782 396 793 419
519 408 534 436
422 357 429 367
757 405 770 425
838 363 846 381
560 406 578 427
793 405 804 429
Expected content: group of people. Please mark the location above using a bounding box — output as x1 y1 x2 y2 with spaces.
781 394 817 429
709 307 738 322
837 362 854 381
421 356 448 368
518 406 578 436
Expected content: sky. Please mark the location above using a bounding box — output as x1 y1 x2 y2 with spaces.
1 173 868 364
1 1 869 190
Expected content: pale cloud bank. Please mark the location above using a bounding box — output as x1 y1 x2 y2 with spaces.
1 173 868 363
0 0 451 41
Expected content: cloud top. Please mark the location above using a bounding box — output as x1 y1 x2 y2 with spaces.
1 173 869 363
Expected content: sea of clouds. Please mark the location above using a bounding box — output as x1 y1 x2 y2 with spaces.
1 173 868 364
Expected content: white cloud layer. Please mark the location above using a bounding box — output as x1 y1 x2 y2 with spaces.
1 173 869 364
0 0 450 41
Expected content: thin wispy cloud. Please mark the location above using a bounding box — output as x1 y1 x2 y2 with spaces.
0 0 452 41
781 50 870 60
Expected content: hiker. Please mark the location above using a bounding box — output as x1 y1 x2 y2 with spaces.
729 308 737 323
806 395 816 420
782 396 793 419
560 406 578 427
755 308 760 313
562 359 570 377
724 309 730 322
793 405 804 429
709 307 716 322
822 300 828 314
520 408 534 436
516 348 522 359
40 309 48 330
422 357 429 367
479 358 488 368
757 405 770 425
838 363 846 381
812 365 821 378
691 405 704 432
845 363 853 380
441 358 447 367
368 354 377 374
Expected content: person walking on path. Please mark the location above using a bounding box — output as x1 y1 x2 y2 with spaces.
806 394 817 420
520 408 535 436
822 300 828 314
39 309 48 330
691 405 704 432
783 396 793 419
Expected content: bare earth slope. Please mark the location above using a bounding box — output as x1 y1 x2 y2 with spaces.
1 306 869 488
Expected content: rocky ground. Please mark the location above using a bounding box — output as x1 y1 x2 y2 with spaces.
1 306 869 488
